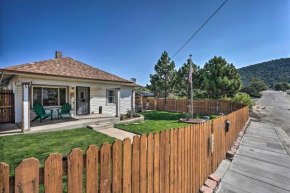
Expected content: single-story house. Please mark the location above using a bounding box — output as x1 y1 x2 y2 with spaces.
0 51 140 130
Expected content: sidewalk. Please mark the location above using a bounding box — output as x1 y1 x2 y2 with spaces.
217 121 290 193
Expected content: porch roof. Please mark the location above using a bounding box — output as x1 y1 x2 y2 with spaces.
2 57 140 87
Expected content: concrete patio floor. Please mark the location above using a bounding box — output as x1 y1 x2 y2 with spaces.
0 114 119 136
217 121 290 193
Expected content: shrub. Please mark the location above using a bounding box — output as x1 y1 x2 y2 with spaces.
232 92 255 108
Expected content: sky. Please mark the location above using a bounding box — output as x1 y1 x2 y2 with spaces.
0 0 289 86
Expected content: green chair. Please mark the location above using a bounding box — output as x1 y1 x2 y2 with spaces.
32 104 53 123
57 103 72 119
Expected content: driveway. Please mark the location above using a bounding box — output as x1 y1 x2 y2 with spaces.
254 90 290 137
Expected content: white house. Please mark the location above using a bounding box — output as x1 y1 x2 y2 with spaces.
0 51 139 130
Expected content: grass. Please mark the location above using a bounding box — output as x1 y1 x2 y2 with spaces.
0 128 116 175
115 111 219 135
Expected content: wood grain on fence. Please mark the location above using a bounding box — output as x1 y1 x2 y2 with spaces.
1 106 249 193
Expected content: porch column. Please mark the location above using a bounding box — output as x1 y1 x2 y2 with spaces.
22 83 30 132
132 90 135 112
115 88 120 117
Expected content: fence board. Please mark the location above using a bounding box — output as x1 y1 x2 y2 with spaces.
67 148 83 193
147 133 154 193
112 141 122 193
154 132 160 193
132 136 140 193
15 158 39 193
169 129 175 193
100 143 111 193
177 128 182 193
164 130 170 193
0 162 9 193
159 131 165 192
140 134 147 193
44 153 62 193
86 145 99 193
123 138 132 193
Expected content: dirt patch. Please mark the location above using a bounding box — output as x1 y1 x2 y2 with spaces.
179 118 205 124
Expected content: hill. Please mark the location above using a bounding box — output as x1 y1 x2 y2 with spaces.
238 58 290 88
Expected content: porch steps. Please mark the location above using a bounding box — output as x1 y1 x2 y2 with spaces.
87 122 114 131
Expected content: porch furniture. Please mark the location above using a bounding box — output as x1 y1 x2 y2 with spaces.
32 104 53 123
57 103 72 119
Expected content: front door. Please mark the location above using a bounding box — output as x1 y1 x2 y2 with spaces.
76 87 90 115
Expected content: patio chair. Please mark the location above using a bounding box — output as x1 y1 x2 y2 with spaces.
57 103 72 119
32 104 53 123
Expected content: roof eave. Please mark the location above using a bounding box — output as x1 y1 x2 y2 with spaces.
3 69 137 85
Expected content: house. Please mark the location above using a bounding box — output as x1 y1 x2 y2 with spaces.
0 51 140 130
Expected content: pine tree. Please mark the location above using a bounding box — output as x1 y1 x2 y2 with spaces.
149 51 176 110
201 56 242 99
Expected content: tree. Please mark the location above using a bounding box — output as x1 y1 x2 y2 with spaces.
249 78 268 92
274 82 283 91
200 56 242 99
149 51 176 109
274 82 290 91
174 59 200 99
232 92 255 108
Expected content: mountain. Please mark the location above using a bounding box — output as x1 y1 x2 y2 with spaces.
238 58 290 88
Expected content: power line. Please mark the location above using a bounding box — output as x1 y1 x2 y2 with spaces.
171 0 229 59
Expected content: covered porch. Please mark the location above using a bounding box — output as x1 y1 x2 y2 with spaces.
0 113 120 136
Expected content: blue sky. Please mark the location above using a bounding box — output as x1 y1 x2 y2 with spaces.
0 0 289 86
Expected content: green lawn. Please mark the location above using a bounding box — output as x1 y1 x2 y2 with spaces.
0 128 115 175
115 111 219 135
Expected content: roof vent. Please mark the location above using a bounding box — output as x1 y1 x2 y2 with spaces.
55 51 62 59
130 78 136 83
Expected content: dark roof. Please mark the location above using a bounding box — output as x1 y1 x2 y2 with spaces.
136 91 154 97
4 57 140 87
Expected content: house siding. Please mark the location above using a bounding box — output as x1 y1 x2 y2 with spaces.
120 86 133 114
90 87 116 116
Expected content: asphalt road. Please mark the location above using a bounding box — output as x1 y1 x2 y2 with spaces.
254 90 290 137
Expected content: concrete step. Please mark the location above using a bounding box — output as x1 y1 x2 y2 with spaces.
88 122 114 131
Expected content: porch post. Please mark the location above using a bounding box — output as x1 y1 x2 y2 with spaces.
132 90 135 112
116 88 120 117
22 83 30 132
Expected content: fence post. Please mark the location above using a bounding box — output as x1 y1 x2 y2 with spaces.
215 100 219 114
175 99 177 112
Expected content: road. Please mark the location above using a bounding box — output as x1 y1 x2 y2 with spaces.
254 90 290 137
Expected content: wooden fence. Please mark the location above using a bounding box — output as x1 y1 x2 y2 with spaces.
0 90 15 123
137 98 245 115
0 106 249 193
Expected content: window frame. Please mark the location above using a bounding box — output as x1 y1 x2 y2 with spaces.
31 85 67 108
106 89 115 105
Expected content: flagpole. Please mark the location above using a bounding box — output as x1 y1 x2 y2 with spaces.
189 54 193 119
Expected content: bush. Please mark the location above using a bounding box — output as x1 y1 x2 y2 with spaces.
232 92 255 108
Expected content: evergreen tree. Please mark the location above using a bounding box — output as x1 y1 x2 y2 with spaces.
149 51 176 109
201 56 242 99
174 59 200 99
249 78 268 92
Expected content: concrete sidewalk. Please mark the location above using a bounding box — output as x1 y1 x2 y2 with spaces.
217 121 290 193
97 128 138 142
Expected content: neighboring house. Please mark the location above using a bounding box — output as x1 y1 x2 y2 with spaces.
135 91 154 110
0 51 140 125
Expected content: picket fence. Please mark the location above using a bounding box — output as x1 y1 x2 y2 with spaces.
0 106 249 193
138 98 245 115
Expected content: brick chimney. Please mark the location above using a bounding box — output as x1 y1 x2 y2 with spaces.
55 51 62 59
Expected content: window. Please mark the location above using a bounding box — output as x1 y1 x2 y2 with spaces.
33 87 67 107
107 89 115 104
